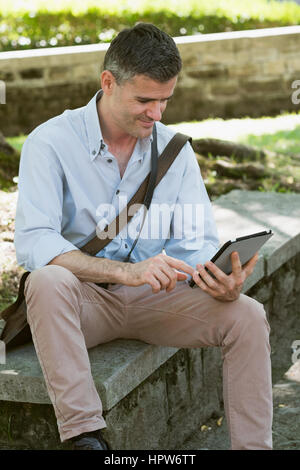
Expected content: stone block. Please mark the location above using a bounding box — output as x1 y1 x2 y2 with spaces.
19 68 44 80
240 78 284 93
0 71 15 82
262 60 286 76
186 64 228 79
210 80 239 96
271 34 300 53
197 52 235 67
286 57 300 75
180 52 201 68
233 48 278 65
177 39 235 61
47 66 71 82
228 62 262 77
248 280 272 304
71 63 100 81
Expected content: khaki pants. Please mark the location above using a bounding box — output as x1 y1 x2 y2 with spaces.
24 264 273 449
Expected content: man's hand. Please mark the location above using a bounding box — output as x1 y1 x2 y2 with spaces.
123 253 195 293
191 251 259 302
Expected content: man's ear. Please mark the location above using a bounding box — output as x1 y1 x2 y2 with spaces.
100 70 116 95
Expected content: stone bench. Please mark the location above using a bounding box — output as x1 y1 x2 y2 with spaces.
1 190 300 450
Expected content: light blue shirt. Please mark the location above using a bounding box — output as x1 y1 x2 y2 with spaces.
14 90 219 280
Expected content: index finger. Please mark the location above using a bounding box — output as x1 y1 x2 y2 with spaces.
163 255 195 276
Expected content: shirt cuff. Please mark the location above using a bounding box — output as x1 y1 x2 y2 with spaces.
18 232 80 272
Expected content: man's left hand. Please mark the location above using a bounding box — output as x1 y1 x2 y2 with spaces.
191 251 259 302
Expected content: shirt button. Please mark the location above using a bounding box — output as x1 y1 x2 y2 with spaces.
92 150 97 155
116 190 120 195
107 159 112 163
125 243 128 249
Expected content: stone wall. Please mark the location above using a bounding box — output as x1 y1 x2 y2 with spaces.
0 26 300 136
248 252 300 385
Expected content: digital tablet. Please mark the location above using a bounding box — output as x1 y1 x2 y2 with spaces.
189 229 273 288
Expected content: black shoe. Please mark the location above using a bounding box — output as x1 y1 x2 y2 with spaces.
71 429 110 450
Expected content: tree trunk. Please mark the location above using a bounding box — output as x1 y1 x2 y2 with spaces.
0 131 20 190
192 138 266 162
0 131 16 156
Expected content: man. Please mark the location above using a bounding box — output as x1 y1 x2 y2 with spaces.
14 23 272 450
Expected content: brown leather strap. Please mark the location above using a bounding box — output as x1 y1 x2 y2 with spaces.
82 132 191 257
0 132 191 326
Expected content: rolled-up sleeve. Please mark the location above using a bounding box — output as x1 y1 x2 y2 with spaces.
164 142 220 279
14 134 79 272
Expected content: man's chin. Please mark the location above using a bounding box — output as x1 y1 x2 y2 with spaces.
127 120 155 139
137 121 155 138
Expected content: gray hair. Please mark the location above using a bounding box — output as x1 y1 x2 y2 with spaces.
103 23 182 85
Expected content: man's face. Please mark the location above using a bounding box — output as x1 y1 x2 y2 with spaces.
108 74 177 139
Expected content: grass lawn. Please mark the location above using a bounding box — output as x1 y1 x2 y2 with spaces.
169 113 300 152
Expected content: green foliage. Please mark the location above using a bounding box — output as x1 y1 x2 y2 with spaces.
0 0 300 52
242 126 300 156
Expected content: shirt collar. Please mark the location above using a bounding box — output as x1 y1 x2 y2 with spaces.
84 89 154 163
84 89 106 162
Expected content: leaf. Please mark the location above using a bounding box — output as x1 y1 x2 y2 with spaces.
200 425 211 432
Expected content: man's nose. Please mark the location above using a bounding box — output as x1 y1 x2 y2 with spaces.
146 101 164 121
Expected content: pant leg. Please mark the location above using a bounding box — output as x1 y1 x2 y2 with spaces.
120 281 273 450
24 264 127 442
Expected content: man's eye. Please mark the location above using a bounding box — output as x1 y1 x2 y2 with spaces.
138 99 169 104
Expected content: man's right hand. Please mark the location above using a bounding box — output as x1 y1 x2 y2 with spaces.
122 253 195 293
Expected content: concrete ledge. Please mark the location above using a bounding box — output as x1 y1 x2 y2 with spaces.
2 26 300 64
0 190 300 449
0 340 177 410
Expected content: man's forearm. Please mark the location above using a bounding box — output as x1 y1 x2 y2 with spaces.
48 250 130 284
